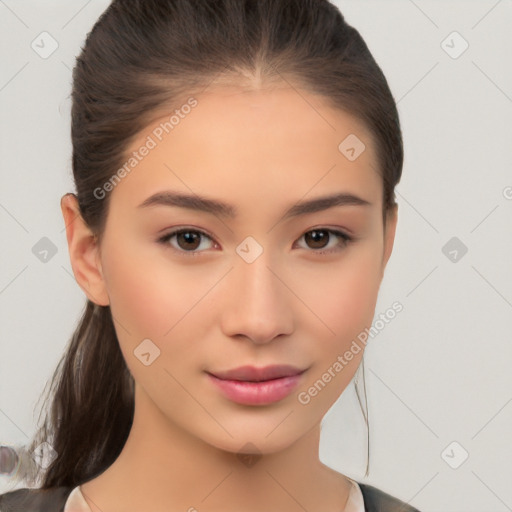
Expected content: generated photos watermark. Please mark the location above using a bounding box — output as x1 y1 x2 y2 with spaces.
297 300 404 405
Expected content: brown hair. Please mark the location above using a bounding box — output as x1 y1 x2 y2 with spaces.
15 0 402 489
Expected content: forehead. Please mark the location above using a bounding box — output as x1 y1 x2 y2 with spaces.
111 84 382 213
160 84 376 162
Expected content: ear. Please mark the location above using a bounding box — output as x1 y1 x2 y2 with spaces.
60 193 110 306
381 204 398 277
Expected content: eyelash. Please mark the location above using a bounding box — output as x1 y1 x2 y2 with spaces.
156 227 354 257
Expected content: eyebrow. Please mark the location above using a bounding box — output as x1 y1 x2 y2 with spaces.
137 190 371 220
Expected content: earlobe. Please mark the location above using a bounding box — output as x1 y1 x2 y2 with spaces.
60 193 110 306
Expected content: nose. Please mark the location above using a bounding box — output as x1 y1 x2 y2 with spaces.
219 250 294 345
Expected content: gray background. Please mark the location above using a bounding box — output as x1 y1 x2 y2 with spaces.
1 1 511 510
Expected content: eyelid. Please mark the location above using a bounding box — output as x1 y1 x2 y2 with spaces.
294 227 353 255
157 226 354 257
156 227 217 257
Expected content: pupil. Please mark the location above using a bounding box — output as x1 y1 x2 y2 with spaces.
306 230 328 249
178 232 200 250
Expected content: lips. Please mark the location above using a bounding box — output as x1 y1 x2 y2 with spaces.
207 364 306 382
206 365 308 405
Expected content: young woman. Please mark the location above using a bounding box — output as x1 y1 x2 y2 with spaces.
0 0 422 510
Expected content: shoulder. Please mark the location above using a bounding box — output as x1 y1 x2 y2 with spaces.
0 485 74 511
357 482 422 512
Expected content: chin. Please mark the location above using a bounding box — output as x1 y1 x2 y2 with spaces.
198 427 305 457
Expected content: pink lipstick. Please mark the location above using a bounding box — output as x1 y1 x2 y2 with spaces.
206 365 307 405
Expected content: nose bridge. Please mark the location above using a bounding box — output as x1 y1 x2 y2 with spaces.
219 244 293 344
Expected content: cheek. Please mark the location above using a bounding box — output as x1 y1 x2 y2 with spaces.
100 239 227 391
101 238 210 340
100 243 210 391
295 249 381 409
299 246 383 341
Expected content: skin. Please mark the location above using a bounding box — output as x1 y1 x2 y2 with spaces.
61 83 398 512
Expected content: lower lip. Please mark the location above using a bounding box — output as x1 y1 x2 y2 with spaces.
206 372 305 405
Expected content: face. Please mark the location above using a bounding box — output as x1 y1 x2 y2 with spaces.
65 84 397 455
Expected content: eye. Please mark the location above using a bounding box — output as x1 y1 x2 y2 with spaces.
157 227 353 257
295 228 353 254
157 228 216 257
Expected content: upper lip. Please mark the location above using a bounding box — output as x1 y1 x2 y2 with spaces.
207 365 306 382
